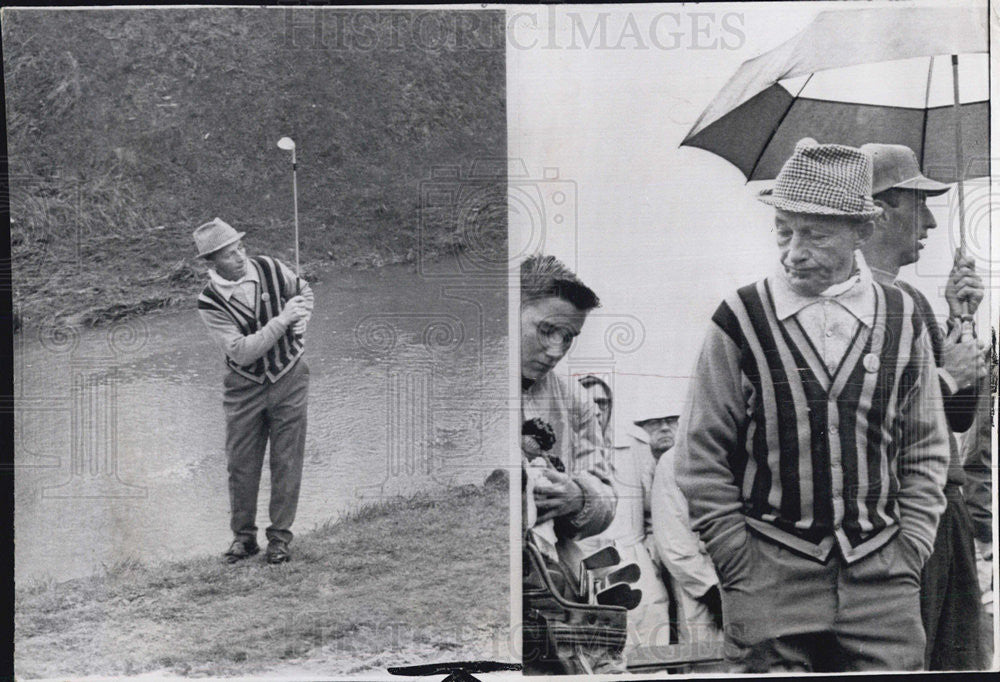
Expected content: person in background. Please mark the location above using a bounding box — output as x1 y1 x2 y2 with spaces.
675 139 949 672
961 332 996 647
194 217 312 565
646 390 725 667
579 374 613 446
860 142 987 670
575 377 674 664
521 256 616 542
521 255 618 674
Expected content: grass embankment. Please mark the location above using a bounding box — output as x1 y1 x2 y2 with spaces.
4 8 506 330
15 481 511 679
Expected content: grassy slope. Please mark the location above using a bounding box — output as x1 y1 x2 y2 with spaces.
3 8 506 328
15 482 510 679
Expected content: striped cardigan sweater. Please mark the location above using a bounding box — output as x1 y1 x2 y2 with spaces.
675 277 948 567
197 256 306 383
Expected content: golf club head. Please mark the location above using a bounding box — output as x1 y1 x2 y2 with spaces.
277 137 296 151
581 546 620 571
596 583 642 610
578 546 621 598
597 562 641 587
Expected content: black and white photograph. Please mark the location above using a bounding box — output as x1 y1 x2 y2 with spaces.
8 7 510 679
6 1 998 681
512 1 995 675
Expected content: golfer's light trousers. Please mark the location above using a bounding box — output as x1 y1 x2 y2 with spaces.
223 358 309 544
720 530 925 672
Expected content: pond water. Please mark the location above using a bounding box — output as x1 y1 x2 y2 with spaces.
14 256 509 583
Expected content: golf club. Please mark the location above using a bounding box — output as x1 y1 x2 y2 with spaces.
595 583 642 610
578 546 621 600
276 136 299 278
594 562 641 592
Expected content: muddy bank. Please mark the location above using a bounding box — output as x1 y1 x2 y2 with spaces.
15 483 511 679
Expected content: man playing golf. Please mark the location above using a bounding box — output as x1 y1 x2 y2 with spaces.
194 217 313 565
675 139 949 671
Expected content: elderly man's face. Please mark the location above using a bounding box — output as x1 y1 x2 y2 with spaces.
639 416 679 455
775 209 871 296
520 296 589 382
582 382 611 434
210 241 248 282
877 190 937 267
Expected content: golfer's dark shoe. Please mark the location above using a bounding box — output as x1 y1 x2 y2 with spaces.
224 539 260 564
266 539 291 564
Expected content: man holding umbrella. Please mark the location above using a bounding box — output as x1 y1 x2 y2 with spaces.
859 142 987 670
194 217 313 565
675 139 949 672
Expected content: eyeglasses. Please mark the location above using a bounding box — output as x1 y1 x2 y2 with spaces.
536 320 576 353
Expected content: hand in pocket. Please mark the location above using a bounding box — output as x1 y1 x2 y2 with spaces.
717 529 753 588
895 533 925 576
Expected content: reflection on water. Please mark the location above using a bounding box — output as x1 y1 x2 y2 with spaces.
15 257 508 582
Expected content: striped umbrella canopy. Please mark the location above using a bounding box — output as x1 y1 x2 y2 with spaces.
681 6 988 184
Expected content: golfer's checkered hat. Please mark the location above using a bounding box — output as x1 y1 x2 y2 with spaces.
758 138 882 219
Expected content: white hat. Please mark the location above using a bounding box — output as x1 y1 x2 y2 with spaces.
632 399 686 426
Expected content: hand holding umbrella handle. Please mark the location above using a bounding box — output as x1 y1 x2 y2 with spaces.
954 248 976 342
959 310 975 342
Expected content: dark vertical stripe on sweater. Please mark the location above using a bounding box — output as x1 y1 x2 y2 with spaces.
897 281 943 366
711 302 755 489
259 257 293 368
254 257 283 372
769 300 834 532
722 278 924 552
729 290 775 514
741 283 802 523
837 340 868 542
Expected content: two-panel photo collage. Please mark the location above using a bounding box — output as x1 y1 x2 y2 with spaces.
7 2 997 680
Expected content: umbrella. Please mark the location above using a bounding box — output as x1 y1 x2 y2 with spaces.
681 5 988 331
681 6 987 183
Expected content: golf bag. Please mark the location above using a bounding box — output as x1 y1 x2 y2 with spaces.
523 531 628 675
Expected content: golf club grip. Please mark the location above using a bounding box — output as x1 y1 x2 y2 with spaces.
287 279 304 339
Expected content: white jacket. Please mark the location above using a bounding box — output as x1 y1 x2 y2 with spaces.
650 437 719 599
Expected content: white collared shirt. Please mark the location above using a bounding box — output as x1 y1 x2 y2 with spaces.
770 251 877 374
209 263 259 309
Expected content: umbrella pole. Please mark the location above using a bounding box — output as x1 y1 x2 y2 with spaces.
291 146 300 279
951 55 974 340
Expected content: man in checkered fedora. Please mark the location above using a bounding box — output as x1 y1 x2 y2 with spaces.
675 139 949 671
194 218 313 565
